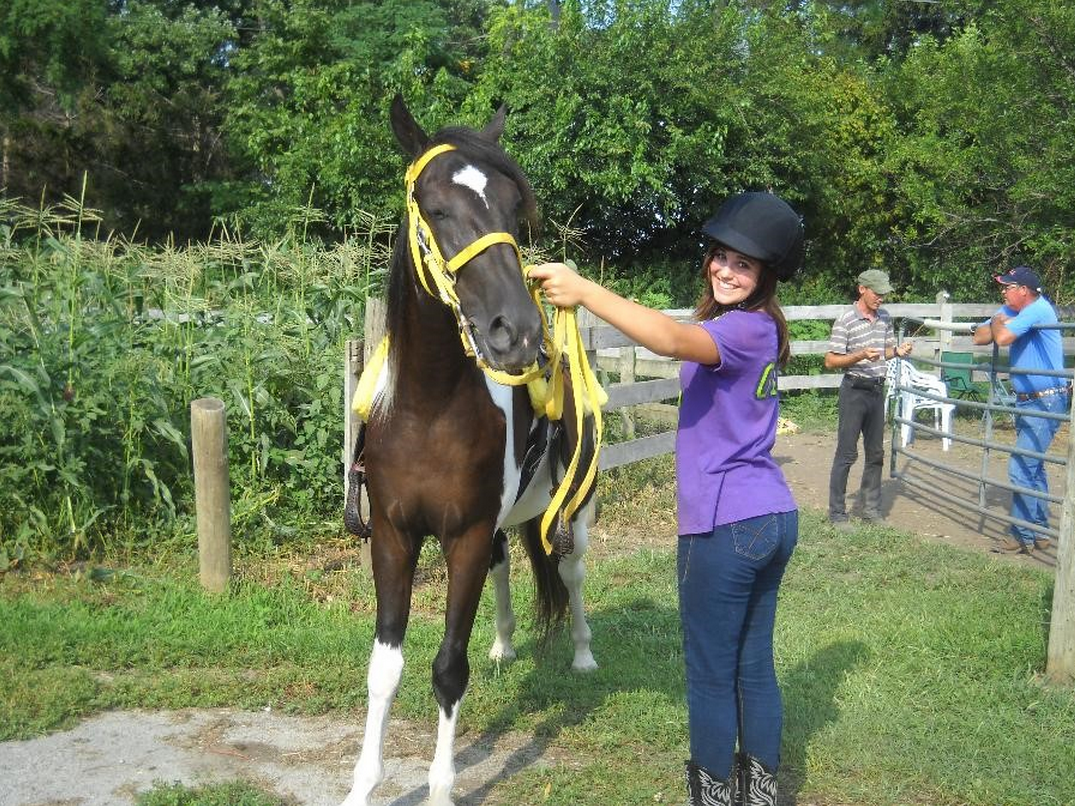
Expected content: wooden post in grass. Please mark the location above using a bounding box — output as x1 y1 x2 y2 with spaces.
343 338 364 495
1047 390 1075 684
352 298 387 573
191 397 232 593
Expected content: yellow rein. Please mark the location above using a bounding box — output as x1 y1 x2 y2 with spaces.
404 144 606 554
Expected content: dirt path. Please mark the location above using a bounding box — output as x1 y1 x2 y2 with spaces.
1 423 1064 806
772 422 1063 569
0 707 554 806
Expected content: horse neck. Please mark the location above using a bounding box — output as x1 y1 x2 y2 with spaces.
388 252 477 400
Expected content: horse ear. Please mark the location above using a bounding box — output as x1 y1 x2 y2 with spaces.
390 93 428 157
480 104 507 142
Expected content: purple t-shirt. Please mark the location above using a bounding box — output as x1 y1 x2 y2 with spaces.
675 310 797 535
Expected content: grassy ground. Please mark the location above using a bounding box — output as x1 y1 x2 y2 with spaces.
2 456 1074 805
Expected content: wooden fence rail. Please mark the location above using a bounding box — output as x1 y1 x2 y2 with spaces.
345 291 1075 683
347 293 1075 475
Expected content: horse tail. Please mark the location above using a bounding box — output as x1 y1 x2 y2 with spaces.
519 518 569 645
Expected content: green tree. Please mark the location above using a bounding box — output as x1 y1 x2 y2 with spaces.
1 0 243 241
221 0 487 237
883 0 1075 301
0 0 110 194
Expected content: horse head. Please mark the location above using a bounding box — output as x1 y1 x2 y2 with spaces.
389 95 542 375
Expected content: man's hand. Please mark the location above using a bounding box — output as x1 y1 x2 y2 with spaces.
895 341 913 358
860 347 882 362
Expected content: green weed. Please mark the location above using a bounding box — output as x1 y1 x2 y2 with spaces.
2 509 1073 805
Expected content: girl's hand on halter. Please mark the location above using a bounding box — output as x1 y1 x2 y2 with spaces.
528 262 591 309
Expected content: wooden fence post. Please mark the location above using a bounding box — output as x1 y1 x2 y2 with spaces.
352 297 388 572
1047 388 1075 685
343 338 363 495
935 290 952 373
618 343 636 440
190 397 231 593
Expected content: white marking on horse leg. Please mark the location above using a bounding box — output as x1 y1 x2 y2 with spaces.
342 641 404 806
427 701 462 806
559 510 598 672
452 165 489 208
488 547 517 662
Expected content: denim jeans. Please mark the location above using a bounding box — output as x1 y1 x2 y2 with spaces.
828 379 886 521
677 510 798 778
1009 393 1068 543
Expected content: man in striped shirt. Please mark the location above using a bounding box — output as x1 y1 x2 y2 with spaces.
824 269 913 528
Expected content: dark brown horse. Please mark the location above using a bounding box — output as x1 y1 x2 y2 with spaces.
340 96 597 806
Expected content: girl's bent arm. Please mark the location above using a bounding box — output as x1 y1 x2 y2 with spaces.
529 263 721 365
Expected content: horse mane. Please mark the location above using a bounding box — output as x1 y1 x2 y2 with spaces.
373 123 540 421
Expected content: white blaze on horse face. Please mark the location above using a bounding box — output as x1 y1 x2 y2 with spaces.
452 165 490 209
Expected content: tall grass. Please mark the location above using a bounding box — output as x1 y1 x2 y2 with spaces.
2 508 1073 805
0 194 393 565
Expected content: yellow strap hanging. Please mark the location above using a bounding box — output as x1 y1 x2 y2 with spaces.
401 144 606 552
351 335 391 421
526 272 607 555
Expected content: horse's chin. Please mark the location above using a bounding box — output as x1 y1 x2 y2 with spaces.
484 354 539 376
478 339 540 376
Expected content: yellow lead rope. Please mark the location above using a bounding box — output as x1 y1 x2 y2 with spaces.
395 143 607 553
532 297 607 554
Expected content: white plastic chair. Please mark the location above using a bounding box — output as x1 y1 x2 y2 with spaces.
885 358 955 450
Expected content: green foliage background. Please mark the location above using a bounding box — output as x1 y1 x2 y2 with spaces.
4 0 1075 558
3 0 1074 300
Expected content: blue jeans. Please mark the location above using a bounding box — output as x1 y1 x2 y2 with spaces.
677 510 798 778
1010 393 1068 543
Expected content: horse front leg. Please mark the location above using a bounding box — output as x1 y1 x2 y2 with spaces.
428 527 494 806
560 504 597 672
487 529 516 663
341 527 420 806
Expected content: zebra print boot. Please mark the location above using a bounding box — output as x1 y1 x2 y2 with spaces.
684 760 735 806
736 753 778 806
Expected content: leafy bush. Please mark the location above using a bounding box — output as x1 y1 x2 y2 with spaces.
0 197 389 563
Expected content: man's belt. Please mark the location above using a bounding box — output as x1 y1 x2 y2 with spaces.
1015 383 1072 402
844 374 885 391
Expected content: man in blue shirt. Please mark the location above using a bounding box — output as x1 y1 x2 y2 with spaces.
973 266 1069 554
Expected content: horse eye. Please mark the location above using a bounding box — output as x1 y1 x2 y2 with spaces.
428 208 449 221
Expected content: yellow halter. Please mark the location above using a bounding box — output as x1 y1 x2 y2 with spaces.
402 143 606 554
405 143 543 386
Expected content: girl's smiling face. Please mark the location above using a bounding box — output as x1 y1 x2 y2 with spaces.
708 245 762 307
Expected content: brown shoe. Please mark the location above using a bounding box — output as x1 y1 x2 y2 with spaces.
994 537 1032 554
1034 537 1052 551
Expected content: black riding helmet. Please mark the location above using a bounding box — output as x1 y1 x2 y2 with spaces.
701 192 804 281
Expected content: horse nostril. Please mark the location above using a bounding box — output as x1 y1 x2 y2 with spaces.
487 314 518 351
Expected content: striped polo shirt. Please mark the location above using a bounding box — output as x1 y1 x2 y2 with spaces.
828 304 894 380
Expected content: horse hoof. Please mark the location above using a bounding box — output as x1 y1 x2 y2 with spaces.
571 653 598 673
488 642 516 662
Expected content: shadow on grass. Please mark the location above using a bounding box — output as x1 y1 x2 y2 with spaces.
779 639 870 806
375 609 869 805
382 595 684 805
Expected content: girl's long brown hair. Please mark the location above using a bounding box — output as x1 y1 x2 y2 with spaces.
693 243 791 367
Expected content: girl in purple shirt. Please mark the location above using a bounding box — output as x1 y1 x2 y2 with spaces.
530 192 802 806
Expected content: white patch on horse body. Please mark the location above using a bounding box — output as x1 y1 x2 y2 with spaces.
370 360 393 417
452 165 490 209
485 377 522 528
